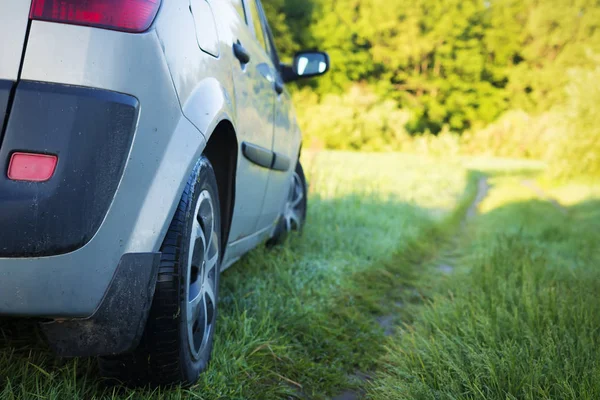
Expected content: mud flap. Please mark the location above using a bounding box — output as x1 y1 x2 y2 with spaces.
41 253 161 357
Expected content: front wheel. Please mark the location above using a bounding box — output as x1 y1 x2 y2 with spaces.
99 156 221 386
269 161 308 246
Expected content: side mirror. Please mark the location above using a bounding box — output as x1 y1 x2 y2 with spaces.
294 51 330 77
282 51 330 83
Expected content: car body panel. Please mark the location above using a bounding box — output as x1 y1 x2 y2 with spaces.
224 223 273 269
0 22 206 317
190 0 220 58
223 0 278 239
0 0 307 322
0 1 30 81
0 82 139 257
245 0 302 231
0 1 30 125
20 23 202 256
0 79 12 127
258 87 301 228
156 0 279 247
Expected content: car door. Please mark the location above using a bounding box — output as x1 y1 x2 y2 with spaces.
227 0 277 241
254 2 302 230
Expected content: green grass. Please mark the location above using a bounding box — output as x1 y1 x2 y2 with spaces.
0 151 470 399
367 174 600 400
1 151 598 399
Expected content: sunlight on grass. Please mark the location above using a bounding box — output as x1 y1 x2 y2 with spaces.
304 151 467 212
0 151 471 400
3 151 596 399
368 173 600 400
202 151 471 399
478 176 539 213
543 183 600 206
462 156 546 176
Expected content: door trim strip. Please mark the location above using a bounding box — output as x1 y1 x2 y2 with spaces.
241 142 291 172
242 142 273 169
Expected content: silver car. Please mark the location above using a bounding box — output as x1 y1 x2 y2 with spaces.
0 0 329 385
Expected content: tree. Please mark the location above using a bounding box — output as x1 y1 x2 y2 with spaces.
262 0 600 138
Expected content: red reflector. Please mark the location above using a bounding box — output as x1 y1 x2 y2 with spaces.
8 153 58 182
30 0 161 33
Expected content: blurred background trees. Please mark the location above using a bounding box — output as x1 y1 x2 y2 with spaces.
263 0 600 178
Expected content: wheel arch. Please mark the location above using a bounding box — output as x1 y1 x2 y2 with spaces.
178 76 238 255
203 120 238 257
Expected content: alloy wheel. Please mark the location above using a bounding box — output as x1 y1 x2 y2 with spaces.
186 190 219 360
283 172 304 231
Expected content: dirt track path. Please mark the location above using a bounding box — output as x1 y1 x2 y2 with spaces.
330 177 491 400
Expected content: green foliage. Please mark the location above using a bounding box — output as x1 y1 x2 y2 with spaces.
460 110 555 159
372 0 510 132
263 0 600 178
548 66 600 179
265 0 599 132
505 0 600 111
460 63 600 179
294 85 412 151
260 0 299 59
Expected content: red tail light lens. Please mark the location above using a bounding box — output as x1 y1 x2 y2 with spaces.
30 0 161 33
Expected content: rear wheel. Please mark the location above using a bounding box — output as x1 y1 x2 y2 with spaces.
99 156 221 386
269 161 308 246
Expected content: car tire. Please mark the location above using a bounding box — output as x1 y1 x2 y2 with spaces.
99 156 221 386
268 160 308 246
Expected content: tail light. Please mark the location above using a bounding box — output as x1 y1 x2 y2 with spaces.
30 0 161 33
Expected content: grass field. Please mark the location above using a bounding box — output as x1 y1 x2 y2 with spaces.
0 151 598 399
368 172 600 399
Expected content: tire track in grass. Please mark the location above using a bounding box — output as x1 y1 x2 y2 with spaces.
466 177 491 220
437 176 490 275
330 175 490 400
366 174 600 400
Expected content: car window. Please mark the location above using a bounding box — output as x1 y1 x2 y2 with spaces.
231 0 247 23
261 12 281 68
248 0 269 54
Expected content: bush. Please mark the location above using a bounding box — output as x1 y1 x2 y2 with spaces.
459 110 558 160
294 85 412 151
460 66 600 179
547 67 600 179
294 67 600 180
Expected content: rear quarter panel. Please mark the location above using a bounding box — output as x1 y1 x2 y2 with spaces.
155 0 238 137
0 1 30 81
5 22 207 316
157 0 282 254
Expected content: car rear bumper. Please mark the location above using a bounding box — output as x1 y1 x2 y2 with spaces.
0 81 139 257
